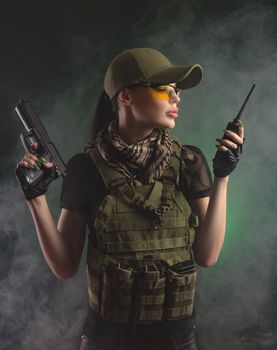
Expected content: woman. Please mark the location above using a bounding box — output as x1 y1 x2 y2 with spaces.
16 48 244 350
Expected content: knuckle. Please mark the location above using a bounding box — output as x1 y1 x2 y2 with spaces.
223 140 231 146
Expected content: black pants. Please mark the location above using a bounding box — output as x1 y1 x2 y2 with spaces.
79 329 198 350
79 310 198 350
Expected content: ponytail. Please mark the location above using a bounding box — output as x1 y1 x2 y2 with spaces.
84 91 118 152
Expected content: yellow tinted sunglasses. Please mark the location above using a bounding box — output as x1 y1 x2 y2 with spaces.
128 83 181 99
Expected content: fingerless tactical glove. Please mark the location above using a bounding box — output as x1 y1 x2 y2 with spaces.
15 164 58 200
212 143 243 177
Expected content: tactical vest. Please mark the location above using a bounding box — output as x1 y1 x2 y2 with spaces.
86 137 199 324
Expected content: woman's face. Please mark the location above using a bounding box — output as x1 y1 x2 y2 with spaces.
124 83 181 130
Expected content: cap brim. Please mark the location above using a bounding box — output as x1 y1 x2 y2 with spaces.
147 64 203 89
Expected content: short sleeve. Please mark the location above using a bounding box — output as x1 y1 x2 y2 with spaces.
179 145 213 200
60 153 96 213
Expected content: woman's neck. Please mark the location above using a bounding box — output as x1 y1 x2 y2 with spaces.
117 118 154 145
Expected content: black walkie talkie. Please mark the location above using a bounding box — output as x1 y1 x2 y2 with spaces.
213 84 256 177
222 84 255 139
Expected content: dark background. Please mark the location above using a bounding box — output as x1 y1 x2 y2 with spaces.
1 0 277 349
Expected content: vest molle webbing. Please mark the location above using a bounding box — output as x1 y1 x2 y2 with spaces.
87 137 199 323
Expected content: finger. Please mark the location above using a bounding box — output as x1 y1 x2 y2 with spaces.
223 130 243 144
19 160 33 168
22 157 41 170
37 157 53 168
31 141 39 149
235 119 243 128
238 125 244 138
19 158 53 171
26 154 52 169
215 145 229 152
234 120 244 138
216 138 238 149
41 161 54 168
25 153 39 162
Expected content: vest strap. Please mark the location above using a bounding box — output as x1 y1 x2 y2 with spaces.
116 182 158 214
105 236 189 253
133 310 164 322
135 294 165 305
105 216 188 232
87 240 194 269
167 289 194 303
165 305 193 319
159 178 175 213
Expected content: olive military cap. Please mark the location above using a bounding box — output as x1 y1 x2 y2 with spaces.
104 48 203 99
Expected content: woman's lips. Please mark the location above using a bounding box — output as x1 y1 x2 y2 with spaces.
166 110 178 118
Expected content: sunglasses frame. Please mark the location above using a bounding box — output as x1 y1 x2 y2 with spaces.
127 82 181 97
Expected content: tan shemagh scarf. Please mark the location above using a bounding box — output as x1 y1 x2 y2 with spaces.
96 120 173 185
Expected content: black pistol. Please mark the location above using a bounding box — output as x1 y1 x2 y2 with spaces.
15 98 66 187
222 84 255 140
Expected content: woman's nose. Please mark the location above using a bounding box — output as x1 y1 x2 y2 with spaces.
170 91 180 104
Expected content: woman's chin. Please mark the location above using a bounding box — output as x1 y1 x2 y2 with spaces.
148 118 176 130
162 118 176 129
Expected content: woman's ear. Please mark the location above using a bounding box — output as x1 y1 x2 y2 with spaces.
117 89 132 106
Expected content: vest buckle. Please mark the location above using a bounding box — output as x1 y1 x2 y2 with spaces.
189 213 199 227
154 207 162 216
153 217 164 230
152 207 164 230
153 223 162 230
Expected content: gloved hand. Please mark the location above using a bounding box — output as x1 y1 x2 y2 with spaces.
15 142 58 200
213 123 244 177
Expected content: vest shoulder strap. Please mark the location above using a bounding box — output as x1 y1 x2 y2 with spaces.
160 138 181 183
180 144 197 162
87 145 125 190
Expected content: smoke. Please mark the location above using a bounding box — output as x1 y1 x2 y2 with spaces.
128 0 277 348
1 0 277 349
129 1 277 349
0 181 88 350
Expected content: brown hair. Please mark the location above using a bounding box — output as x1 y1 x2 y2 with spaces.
84 91 118 152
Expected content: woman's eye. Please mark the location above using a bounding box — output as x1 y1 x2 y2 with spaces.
156 87 168 92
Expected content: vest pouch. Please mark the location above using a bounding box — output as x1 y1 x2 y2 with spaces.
87 265 102 312
101 265 134 322
164 265 196 320
132 265 166 323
